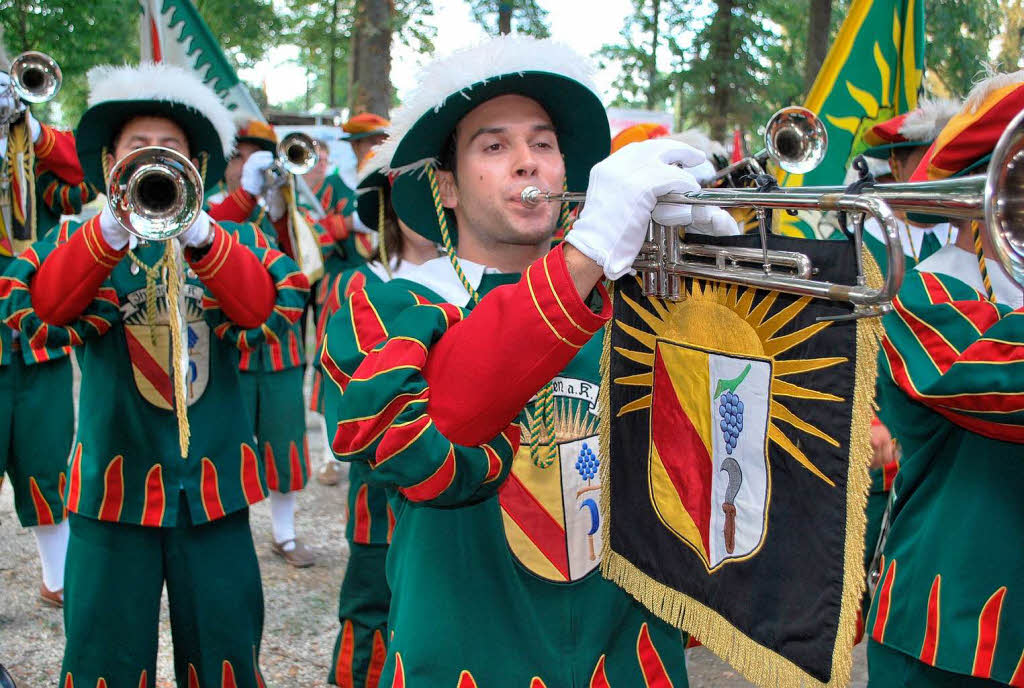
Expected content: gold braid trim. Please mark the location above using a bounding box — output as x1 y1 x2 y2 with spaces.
377 187 391 278
972 221 995 302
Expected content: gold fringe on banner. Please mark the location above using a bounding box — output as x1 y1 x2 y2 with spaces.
598 247 882 687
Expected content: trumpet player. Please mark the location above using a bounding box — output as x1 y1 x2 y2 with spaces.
0 35 96 608
865 72 1024 688
320 35 735 686
0 62 309 687
861 98 962 270
207 118 316 568
319 151 438 687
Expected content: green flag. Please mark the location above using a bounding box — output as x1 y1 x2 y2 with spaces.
777 0 924 238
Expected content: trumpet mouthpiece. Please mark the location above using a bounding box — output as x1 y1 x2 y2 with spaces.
521 186 543 206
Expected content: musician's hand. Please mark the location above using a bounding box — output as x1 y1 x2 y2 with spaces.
567 139 705 280
0 73 15 116
177 211 214 249
241 150 275 196
97 203 133 251
674 205 741 236
24 109 42 142
869 421 899 470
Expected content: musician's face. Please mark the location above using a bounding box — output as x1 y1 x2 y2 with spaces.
107 116 194 171
225 141 262 192
437 94 565 249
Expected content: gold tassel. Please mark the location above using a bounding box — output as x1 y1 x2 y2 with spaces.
164 243 191 458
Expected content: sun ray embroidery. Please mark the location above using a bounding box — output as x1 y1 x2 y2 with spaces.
614 279 843 486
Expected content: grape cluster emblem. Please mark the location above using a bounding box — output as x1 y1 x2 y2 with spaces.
575 442 599 481
715 364 751 454
575 442 601 561
714 363 751 555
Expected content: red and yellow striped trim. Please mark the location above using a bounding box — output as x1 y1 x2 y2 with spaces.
973 586 1007 678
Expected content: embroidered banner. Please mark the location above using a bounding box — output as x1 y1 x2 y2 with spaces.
600 234 878 687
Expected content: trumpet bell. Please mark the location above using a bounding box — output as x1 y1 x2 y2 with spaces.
107 147 203 241
10 51 61 104
765 106 828 175
985 108 1024 287
278 132 318 175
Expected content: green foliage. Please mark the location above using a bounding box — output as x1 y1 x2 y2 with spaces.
194 0 282 69
468 0 550 37
280 0 434 111
0 0 284 126
925 0 1002 97
1 0 138 126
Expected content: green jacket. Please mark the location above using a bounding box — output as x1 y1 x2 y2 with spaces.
322 247 689 687
0 217 309 527
866 267 1024 684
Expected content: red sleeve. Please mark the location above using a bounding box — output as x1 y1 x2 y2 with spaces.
272 215 295 260
33 125 85 185
423 243 610 446
31 216 124 325
188 224 276 329
317 213 350 241
207 189 258 224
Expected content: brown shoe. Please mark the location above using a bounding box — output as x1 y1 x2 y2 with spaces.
272 538 315 568
316 460 343 486
39 583 63 608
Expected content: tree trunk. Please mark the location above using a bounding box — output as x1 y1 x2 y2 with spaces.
349 0 392 118
499 2 512 34
645 0 660 110
804 0 832 91
328 0 340 107
707 0 735 141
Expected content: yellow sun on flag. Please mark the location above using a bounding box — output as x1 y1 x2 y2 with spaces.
613 281 849 486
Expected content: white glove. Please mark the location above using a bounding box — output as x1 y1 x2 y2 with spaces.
98 203 133 251
264 186 287 221
0 72 15 115
241 150 275 196
177 211 214 248
685 205 741 236
24 109 41 142
566 139 705 280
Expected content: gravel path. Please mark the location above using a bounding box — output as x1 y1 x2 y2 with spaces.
0 379 867 687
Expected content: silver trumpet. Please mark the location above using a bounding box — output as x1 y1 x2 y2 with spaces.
106 146 203 241
10 51 62 103
779 108 1024 288
522 108 1024 315
265 131 318 188
522 184 903 318
710 106 828 185
1 51 62 134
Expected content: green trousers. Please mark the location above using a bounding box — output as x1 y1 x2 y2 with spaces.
867 640 1008 687
328 544 391 688
239 366 309 494
61 500 266 688
0 355 73 527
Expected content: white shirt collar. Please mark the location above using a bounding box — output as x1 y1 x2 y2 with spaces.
864 215 956 260
394 255 500 307
914 244 1024 308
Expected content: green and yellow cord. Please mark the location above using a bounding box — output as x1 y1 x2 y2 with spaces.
377 187 391 278
972 221 995 302
425 163 559 468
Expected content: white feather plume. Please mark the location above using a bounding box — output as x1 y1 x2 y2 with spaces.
86 62 235 157
383 35 601 172
964 70 1024 114
900 97 962 141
